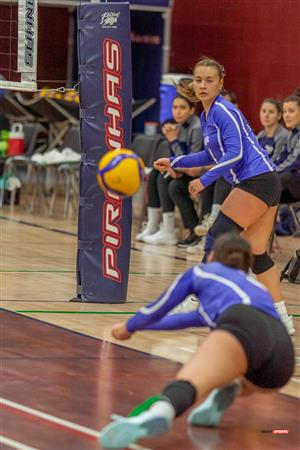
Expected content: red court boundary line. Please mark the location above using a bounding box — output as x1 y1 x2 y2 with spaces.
1 398 153 450
1 398 98 441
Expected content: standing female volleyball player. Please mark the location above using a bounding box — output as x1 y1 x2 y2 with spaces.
153 57 294 334
99 234 294 450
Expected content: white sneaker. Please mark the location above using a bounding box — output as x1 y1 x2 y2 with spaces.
194 214 215 237
100 410 171 449
143 227 178 245
169 294 198 314
186 239 205 255
136 223 159 242
188 382 240 427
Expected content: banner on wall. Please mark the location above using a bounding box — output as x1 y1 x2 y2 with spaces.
75 2 132 303
98 0 171 130
131 8 164 130
97 1 171 7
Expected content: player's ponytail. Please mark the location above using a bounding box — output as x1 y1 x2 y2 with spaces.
176 79 199 103
212 233 252 272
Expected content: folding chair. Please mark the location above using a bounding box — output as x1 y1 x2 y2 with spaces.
0 122 47 209
0 93 36 123
288 201 300 235
269 200 300 253
47 125 80 217
15 94 79 150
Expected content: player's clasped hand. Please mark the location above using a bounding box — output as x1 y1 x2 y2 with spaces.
111 322 132 340
153 158 171 173
188 179 205 197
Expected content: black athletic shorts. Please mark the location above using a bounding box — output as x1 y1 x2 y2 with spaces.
235 171 281 206
216 304 294 388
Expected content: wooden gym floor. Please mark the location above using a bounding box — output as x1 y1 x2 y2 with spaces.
1 201 299 450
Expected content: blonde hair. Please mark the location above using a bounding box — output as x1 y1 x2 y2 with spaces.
176 56 226 103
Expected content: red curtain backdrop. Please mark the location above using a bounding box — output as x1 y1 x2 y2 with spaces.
170 0 300 130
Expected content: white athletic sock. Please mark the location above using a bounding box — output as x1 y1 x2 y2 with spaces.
147 207 161 231
210 204 221 220
274 300 295 335
149 400 176 422
162 212 175 233
274 300 289 316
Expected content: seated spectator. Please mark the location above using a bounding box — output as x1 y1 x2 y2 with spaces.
136 95 203 246
293 87 300 97
274 94 300 202
257 98 289 161
220 88 238 107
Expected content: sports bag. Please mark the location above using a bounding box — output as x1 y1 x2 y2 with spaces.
280 249 300 284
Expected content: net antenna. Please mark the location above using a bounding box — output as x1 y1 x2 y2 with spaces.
0 0 38 92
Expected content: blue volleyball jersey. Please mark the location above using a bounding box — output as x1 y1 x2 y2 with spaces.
170 95 276 187
126 262 280 333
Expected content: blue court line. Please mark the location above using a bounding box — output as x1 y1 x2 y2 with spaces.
0 215 187 261
15 310 136 314
0 215 77 236
13 310 300 317
0 269 180 275
0 270 75 273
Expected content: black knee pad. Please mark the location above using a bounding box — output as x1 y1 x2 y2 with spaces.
162 380 197 417
209 211 244 238
252 252 274 274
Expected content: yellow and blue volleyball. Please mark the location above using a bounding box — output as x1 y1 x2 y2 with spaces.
97 148 145 197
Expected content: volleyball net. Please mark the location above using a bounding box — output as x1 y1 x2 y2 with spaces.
0 0 38 91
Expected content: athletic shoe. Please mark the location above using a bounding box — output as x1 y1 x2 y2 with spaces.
136 223 159 242
99 411 171 449
187 382 239 427
143 227 178 245
194 214 215 237
169 294 198 314
177 232 201 248
186 239 205 255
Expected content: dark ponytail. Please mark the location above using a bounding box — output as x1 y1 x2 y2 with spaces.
212 233 253 272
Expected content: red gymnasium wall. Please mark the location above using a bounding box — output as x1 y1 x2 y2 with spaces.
170 0 300 130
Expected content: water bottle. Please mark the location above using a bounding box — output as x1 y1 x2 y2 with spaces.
8 123 25 156
0 129 9 157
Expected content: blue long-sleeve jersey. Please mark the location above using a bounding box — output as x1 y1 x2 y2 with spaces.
169 95 276 187
126 262 280 333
